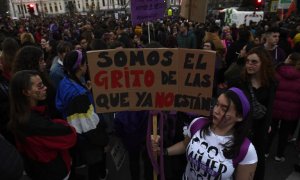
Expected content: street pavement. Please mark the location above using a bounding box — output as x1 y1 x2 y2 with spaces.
265 138 300 180
21 135 300 180
107 136 300 180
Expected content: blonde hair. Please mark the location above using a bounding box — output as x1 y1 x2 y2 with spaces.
20 33 35 45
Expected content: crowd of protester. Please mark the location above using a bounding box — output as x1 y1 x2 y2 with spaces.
0 12 300 180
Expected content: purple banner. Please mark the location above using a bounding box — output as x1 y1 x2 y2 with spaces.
131 0 166 26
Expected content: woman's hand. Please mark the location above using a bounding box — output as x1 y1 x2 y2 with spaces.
151 135 161 154
85 80 92 90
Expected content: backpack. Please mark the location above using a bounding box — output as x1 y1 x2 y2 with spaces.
189 117 250 168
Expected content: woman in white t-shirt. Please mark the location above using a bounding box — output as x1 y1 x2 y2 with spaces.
154 87 257 180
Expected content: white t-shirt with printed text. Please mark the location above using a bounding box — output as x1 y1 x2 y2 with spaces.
183 119 257 180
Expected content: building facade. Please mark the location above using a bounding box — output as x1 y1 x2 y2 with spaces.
7 0 186 18
9 0 129 18
8 0 276 18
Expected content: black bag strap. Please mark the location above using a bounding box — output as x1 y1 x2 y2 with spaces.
248 83 256 100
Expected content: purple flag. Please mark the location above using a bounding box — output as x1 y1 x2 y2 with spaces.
131 0 166 26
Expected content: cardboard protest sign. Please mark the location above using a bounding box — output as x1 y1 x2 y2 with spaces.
87 48 216 116
130 0 166 26
180 0 208 23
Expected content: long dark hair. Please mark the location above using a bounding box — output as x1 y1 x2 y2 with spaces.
12 46 44 73
8 70 40 140
241 46 275 87
1 37 19 73
12 45 57 118
63 50 87 88
201 90 251 159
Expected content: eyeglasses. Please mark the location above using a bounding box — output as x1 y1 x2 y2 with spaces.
246 59 260 65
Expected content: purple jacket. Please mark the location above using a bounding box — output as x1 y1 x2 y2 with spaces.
272 64 300 121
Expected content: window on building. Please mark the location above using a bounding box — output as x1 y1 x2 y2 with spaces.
96 1 99 9
59 2 62 10
54 2 58 12
78 1 81 8
17 5 21 13
102 0 105 6
85 0 89 9
43 4 48 13
24 5 27 13
64 1 67 8
49 3 53 12
91 0 95 9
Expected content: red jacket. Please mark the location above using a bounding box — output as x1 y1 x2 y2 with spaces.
272 64 300 121
16 106 77 180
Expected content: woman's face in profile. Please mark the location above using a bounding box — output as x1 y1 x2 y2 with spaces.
212 94 241 129
24 75 47 103
40 39 47 49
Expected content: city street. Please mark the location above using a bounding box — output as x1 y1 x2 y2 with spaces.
109 136 300 180
21 134 300 180
6 0 299 179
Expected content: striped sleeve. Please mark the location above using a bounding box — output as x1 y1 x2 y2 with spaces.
65 94 99 133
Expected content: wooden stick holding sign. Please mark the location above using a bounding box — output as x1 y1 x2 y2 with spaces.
86 48 216 180
148 21 151 44
152 114 158 180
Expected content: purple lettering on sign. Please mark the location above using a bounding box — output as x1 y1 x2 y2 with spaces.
131 0 166 25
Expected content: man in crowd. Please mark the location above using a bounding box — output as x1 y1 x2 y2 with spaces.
264 28 286 65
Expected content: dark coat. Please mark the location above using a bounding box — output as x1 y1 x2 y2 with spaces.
0 74 15 144
229 79 277 132
0 74 9 132
114 111 149 152
0 135 24 180
16 106 77 180
266 46 286 66
272 64 300 121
